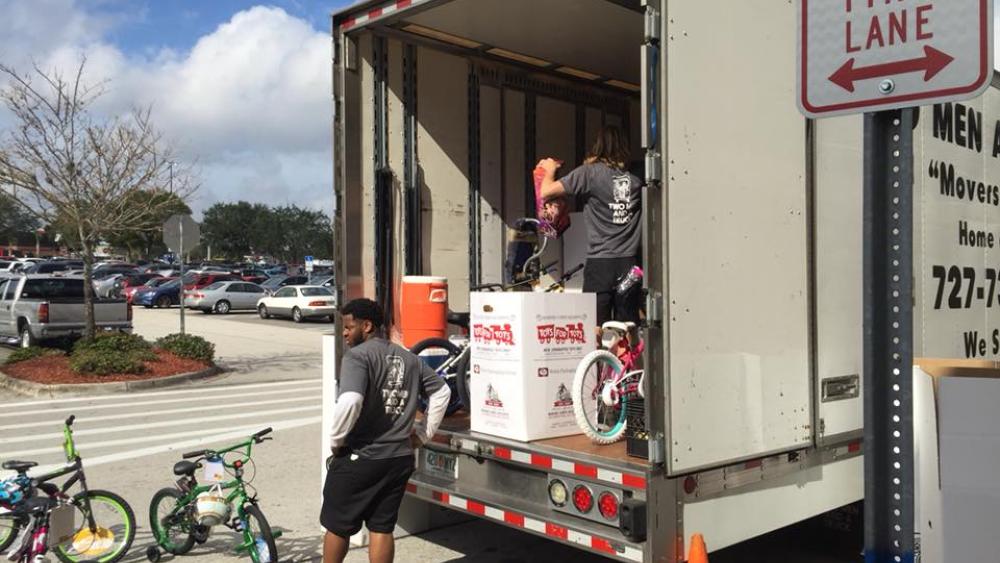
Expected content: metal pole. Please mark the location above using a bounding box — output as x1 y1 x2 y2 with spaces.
863 108 915 563
172 162 185 336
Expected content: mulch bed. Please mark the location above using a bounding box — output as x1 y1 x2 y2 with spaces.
3 349 211 385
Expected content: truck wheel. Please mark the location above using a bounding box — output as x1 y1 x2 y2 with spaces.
19 325 35 349
214 300 231 314
291 307 303 323
157 295 172 308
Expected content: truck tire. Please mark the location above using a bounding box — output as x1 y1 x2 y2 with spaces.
19 324 35 349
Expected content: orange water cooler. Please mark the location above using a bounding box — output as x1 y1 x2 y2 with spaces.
400 276 448 348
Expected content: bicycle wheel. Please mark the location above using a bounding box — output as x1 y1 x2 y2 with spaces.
243 504 277 563
453 348 472 412
148 487 195 556
54 489 136 563
0 512 20 553
411 338 465 415
572 349 628 444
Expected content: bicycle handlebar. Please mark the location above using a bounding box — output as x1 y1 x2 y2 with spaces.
253 427 273 441
181 427 273 460
182 449 207 459
65 415 75 427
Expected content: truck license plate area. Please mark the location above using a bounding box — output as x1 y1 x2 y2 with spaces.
822 374 860 402
423 450 458 481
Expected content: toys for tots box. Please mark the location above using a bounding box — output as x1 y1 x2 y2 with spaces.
469 292 596 441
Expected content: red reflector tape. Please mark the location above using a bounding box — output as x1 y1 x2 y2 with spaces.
592 537 616 554
405 483 417 493
744 459 763 470
467 500 486 515
531 454 552 468
370 7 383 17
622 473 646 489
504 512 524 527
398 0 412 7
432 491 449 503
574 464 598 479
546 523 568 540
848 441 862 453
494 447 512 460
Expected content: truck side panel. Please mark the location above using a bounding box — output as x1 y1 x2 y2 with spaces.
664 0 812 473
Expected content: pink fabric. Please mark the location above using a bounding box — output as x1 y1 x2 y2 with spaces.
533 165 571 239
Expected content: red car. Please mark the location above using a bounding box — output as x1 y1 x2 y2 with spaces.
182 273 241 292
126 277 175 304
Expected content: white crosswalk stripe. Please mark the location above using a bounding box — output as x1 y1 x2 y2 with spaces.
0 378 322 479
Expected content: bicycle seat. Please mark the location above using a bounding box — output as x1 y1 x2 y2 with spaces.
447 312 470 330
2 460 37 473
173 460 199 477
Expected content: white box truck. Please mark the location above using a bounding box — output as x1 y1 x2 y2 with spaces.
324 1 1000 560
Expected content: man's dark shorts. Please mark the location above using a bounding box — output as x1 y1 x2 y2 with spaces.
321 452 415 537
583 256 642 325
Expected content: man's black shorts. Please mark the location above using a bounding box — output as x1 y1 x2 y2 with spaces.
321 452 415 537
583 256 642 325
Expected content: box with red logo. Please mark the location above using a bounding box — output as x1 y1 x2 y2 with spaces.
469 292 596 441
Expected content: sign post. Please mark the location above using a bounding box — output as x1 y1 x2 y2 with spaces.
798 1 992 561
163 214 201 335
305 255 314 284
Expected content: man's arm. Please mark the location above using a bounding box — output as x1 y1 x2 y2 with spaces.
537 158 566 201
329 351 367 451
413 362 451 446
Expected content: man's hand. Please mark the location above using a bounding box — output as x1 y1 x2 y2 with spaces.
409 432 425 449
537 158 561 177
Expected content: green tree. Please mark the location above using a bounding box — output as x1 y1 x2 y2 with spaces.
0 191 39 246
201 201 271 261
270 205 333 262
105 190 191 260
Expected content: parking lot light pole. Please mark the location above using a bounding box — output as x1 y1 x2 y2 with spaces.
171 162 185 336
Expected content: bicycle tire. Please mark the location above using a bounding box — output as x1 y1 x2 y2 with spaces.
411 338 466 415
410 337 459 359
53 489 136 563
453 349 472 412
243 504 277 563
572 349 628 444
0 513 20 553
147 488 195 556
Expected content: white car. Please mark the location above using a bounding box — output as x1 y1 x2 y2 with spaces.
256 285 337 323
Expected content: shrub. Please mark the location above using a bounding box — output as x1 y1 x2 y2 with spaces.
156 333 215 364
69 349 146 375
73 332 152 355
69 332 154 375
5 346 63 365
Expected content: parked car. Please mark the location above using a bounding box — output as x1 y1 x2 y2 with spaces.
93 264 138 278
0 275 132 347
256 285 337 323
125 276 174 304
263 265 287 276
307 275 336 289
240 267 270 284
181 272 241 291
22 261 72 274
133 279 182 308
93 273 126 298
259 275 308 295
184 281 267 314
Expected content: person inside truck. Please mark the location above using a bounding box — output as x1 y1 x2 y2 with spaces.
537 125 643 325
321 298 451 563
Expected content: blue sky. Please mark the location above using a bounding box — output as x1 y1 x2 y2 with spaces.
0 0 357 216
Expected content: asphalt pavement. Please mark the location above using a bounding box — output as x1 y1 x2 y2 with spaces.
0 307 861 562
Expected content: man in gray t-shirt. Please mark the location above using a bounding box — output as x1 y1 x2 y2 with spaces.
538 126 643 324
321 299 450 563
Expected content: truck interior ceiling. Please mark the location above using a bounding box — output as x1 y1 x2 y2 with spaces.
342 0 643 319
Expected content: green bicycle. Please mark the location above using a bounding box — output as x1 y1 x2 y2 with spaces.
0 415 136 563
146 427 278 563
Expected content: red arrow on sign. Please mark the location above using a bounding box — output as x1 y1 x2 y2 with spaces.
828 45 954 93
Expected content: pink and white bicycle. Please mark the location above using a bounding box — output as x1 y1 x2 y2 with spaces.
571 321 645 444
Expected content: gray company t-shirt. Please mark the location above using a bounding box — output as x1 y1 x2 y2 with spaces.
338 337 445 459
560 162 642 258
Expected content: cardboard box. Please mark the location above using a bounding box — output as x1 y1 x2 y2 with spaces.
469 292 596 441
913 359 1000 563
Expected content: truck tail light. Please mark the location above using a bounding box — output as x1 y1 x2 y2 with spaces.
38 302 49 323
127 302 133 321
598 492 619 521
572 485 593 514
547 479 568 507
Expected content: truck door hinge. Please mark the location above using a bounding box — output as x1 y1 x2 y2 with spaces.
646 291 663 324
645 152 662 184
649 432 666 464
642 0 661 44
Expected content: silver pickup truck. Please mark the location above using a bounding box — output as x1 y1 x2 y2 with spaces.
0 275 132 348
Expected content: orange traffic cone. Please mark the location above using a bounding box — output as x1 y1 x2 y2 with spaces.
686 533 709 563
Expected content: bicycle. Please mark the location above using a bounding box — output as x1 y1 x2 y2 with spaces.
572 322 646 444
146 427 278 563
410 262 585 412
0 415 137 562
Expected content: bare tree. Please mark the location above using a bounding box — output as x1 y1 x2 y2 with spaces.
0 59 196 339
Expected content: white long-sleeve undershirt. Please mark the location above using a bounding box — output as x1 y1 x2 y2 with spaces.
328 391 364 451
415 384 452 445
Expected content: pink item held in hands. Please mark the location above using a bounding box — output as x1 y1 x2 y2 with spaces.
534 164 571 239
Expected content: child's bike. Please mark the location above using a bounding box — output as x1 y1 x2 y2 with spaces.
0 415 136 562
146 427 278 563
572 322 646 444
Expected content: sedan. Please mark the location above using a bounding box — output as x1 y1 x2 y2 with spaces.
133 279 182 308
260 275 308 295
125 277 175 304
256 286 337 323
184 281 267 314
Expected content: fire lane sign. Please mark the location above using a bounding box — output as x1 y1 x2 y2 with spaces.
798 0 993 118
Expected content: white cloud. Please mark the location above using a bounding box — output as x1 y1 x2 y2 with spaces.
0 3 332 216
